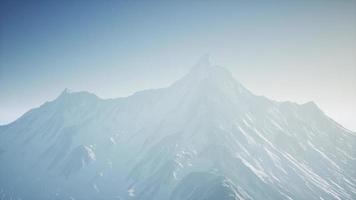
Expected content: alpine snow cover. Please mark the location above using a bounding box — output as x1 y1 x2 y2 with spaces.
0 57 355 200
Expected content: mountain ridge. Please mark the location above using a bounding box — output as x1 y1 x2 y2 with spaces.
0 59 355 200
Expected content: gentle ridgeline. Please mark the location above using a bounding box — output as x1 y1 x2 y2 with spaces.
0 58 355 200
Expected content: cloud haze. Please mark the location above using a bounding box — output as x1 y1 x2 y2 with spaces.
1 0 355 131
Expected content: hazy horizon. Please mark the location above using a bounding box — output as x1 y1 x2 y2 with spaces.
1 0 355 131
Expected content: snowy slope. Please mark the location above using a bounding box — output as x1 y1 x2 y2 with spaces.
0 57 355 200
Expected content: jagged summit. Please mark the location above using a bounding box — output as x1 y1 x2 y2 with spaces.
188 54 231 79
174 55 250 97
191 54 212 69
54 57 248 103
58 88 73 97
55 88 99 104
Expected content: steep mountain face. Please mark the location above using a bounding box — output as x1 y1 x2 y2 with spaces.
0 58 355 200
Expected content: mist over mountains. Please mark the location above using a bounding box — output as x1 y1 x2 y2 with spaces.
0 58 355 200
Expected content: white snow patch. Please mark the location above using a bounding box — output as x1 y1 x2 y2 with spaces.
337 148 356 160
84 146 96 161
283 153 342 200
264 147 287 174
110 137 117 145
237 126 256 145
307 141 341 171
128 187 135 197
93 184 100 193
237 155 268 182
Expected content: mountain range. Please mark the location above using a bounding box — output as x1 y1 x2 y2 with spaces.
0 57 355 200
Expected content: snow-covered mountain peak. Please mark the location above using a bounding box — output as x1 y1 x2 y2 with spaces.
189 54 230 80
58 88 80 98
0 58 355 200
55 89 99 102
61 88 72 94
172 57 250 99
193 53 212 68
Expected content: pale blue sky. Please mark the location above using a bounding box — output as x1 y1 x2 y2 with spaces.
1 0 355 130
